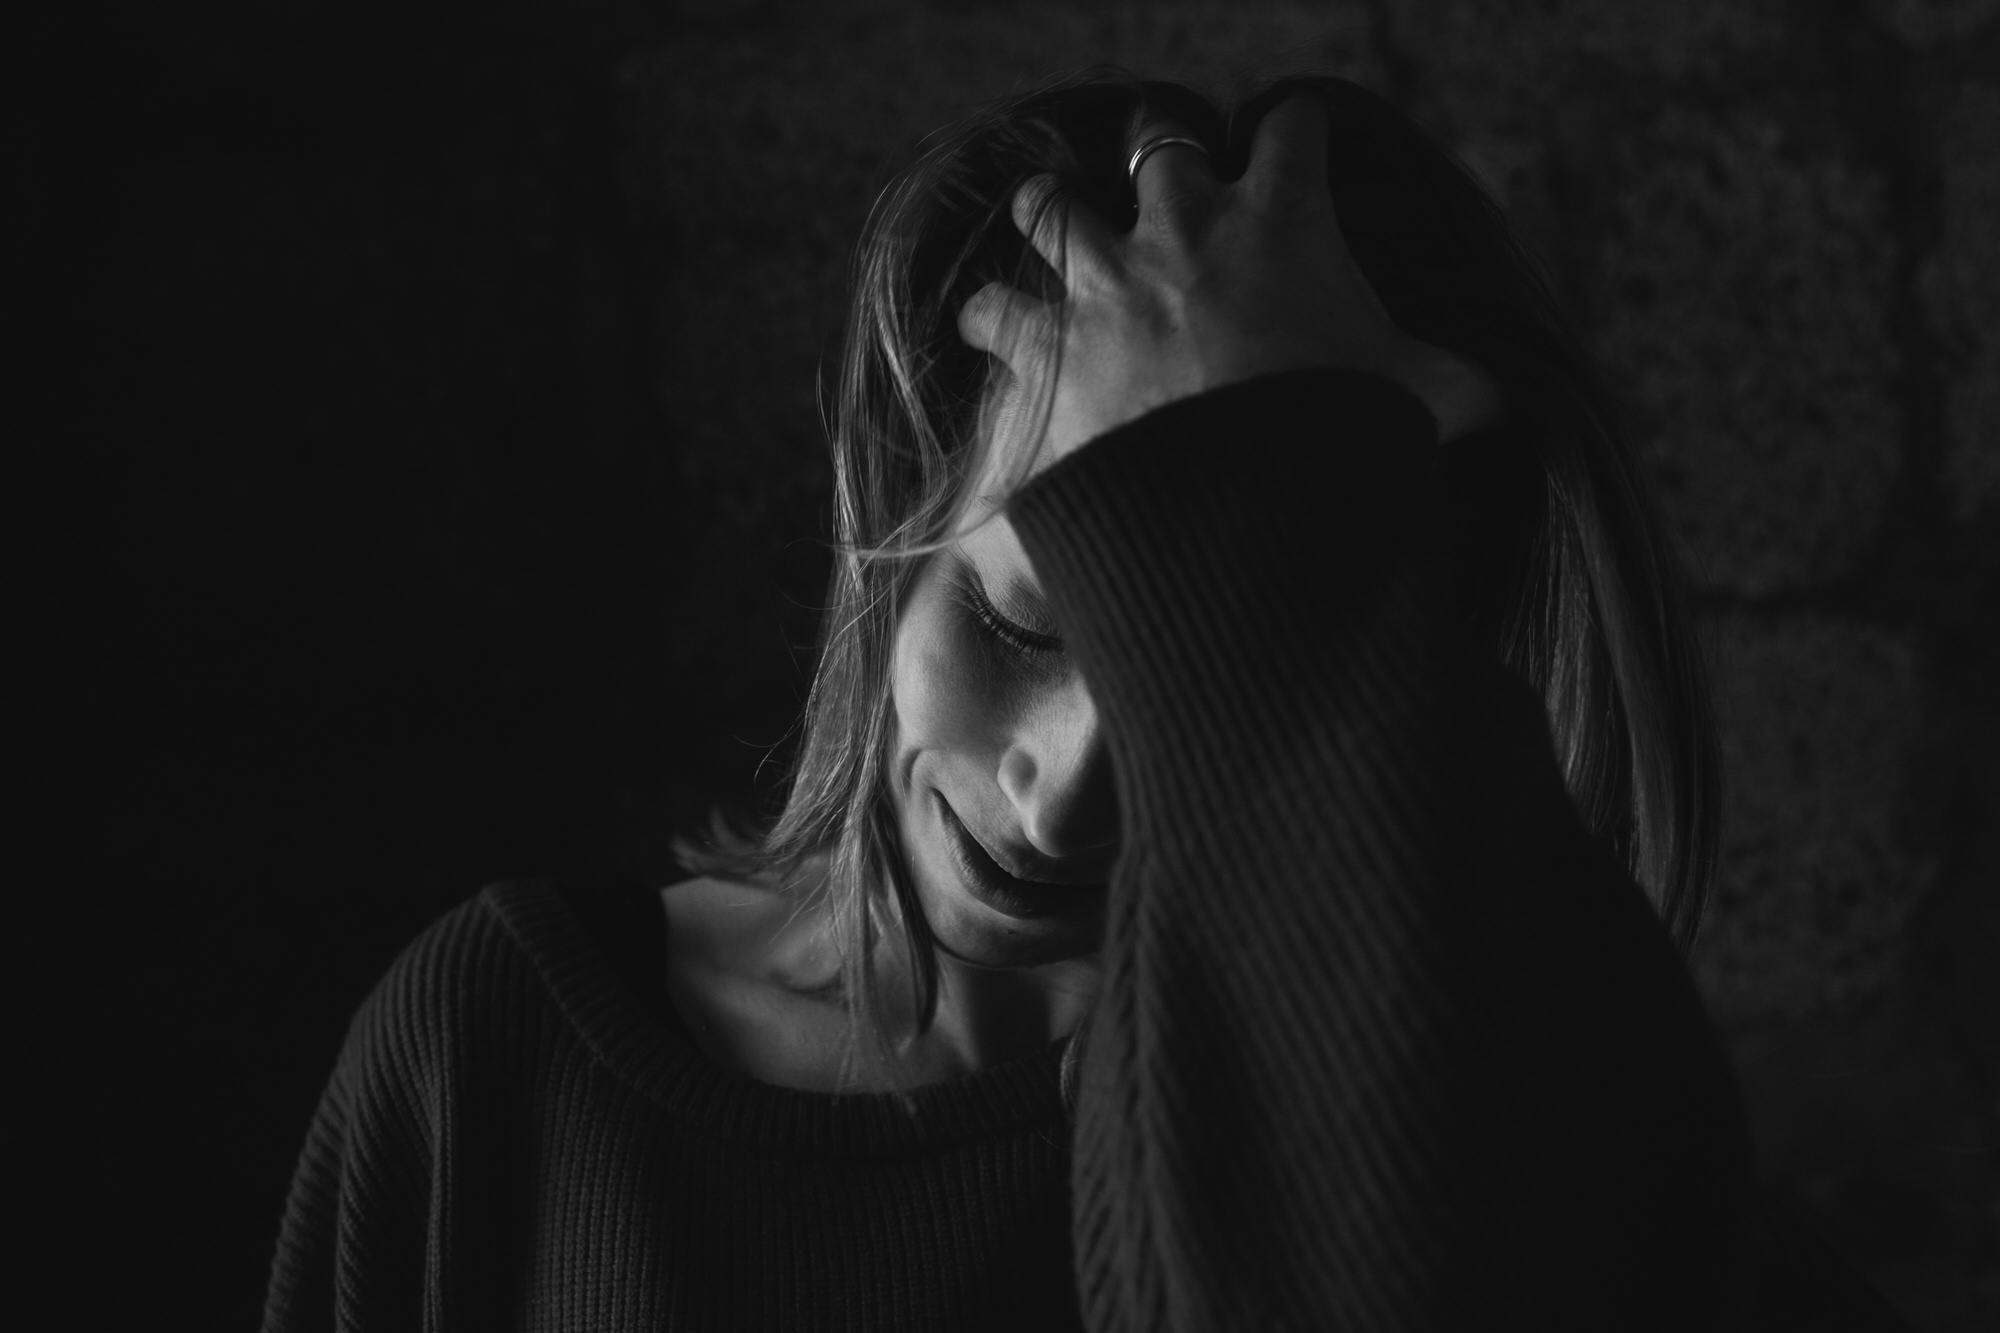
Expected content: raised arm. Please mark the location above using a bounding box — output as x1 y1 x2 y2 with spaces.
967 93 1753 1330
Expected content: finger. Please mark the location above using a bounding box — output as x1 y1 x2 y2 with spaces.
1238 90 1333 213
1126 116 1218 224
1010 174 1113 289
957 280 1056 375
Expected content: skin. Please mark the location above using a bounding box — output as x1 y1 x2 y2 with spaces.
661 481 1111 1094
663 93 1501 1093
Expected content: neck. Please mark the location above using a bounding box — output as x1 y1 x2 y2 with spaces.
915 947 1100 1074
768 892 1101 1088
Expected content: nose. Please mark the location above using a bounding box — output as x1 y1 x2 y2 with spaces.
995 682 1117 861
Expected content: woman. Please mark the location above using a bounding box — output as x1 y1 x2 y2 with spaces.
263 71 1900 1331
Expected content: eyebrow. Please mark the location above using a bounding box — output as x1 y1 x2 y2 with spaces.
958 552 1053 620
990 567 1055 626
997 570 1050 610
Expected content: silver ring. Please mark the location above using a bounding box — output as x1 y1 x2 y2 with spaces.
1125 134 1208 186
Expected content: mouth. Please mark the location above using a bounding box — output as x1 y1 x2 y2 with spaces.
933 792 1108 923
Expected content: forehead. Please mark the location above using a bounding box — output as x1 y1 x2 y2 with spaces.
947 375 1051 579
950 486 1037 585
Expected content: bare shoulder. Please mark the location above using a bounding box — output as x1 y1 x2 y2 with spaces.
658 872 850 1088
660 872 834 994
662 872 783 907
660 874 796 959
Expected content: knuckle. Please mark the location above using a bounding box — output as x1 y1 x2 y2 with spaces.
959 285 1020 349
956 297 997 346
1011 176 1061 235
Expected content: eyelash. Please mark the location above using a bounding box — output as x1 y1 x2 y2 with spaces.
962 574 1062 657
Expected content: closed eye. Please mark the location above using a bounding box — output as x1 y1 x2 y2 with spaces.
959 569 1063 657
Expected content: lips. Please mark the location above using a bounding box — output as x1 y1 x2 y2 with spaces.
934 792 1108 922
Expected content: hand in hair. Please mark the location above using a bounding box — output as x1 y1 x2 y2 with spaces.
956 90 1504 473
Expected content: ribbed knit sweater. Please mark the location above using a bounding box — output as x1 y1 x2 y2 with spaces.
266 371 1889 1330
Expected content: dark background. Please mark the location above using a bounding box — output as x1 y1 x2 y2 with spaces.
70 1 1995 1327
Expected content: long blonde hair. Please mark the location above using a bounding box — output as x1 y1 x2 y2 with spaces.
677 69 1721 1086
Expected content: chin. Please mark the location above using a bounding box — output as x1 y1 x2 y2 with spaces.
892 778 1108 970
910 824 1107 971
922 895 1105 971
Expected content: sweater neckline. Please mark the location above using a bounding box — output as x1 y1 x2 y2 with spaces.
481 877 1070 1159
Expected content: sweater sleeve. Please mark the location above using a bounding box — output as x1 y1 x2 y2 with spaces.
261 908 467 1333
1007 369 1754 1330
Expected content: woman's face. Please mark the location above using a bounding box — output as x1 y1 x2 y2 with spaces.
888 407 1118 970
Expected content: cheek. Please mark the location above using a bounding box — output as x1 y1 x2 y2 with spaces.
892 589 1002 756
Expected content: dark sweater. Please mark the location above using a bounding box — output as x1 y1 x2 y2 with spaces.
264 371 1899 1330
